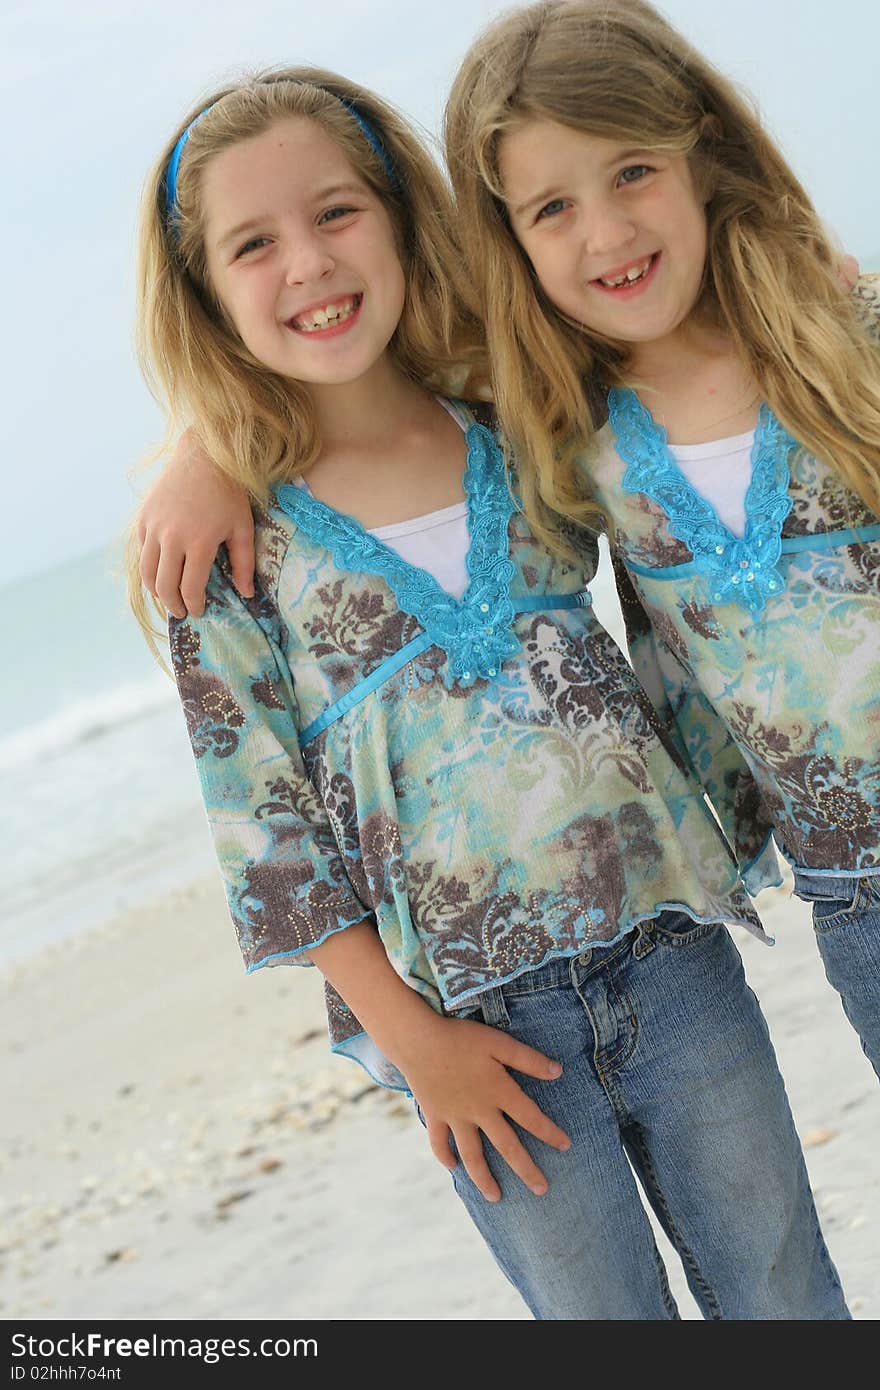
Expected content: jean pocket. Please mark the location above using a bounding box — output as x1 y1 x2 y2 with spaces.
649 911 721 948
810 880 865 931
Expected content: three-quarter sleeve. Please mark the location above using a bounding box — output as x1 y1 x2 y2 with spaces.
612 556 781 895
169 565 372 971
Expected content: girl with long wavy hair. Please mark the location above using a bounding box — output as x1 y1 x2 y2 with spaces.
136 11 876 1092
128 65 848 1318
441 0 880 1080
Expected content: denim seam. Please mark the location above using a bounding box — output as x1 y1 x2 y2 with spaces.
596 969 640 1075
625 1122 724 1320
651 921 718 948
585 1034 630 1126
572 932 639 986
646 1240 681 1320
495 966 575 999
501 977 576 998
812 879 870 932
478 986 512 1029
632 930 656 960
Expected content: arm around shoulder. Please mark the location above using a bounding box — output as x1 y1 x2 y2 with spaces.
138 430 255 618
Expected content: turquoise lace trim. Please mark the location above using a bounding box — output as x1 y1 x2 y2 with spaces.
275 418 519 685
608 387 797 615
298 592 592 746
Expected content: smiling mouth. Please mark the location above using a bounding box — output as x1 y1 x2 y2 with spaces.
592 254 659 291
287 294 363 333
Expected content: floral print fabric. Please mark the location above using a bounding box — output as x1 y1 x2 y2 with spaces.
587 275 880 882
170 403 764 1085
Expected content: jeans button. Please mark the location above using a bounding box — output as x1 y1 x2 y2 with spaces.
579 948 592 966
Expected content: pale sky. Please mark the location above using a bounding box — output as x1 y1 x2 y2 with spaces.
3 0 878 585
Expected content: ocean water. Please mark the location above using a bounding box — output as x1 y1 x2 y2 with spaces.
0 546 216 969
0 539 625 970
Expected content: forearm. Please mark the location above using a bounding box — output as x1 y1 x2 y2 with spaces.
313 923 570 1203
310 919 442 1071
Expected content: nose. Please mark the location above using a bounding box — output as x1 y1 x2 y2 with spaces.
283 234 334 286
581 202 637 260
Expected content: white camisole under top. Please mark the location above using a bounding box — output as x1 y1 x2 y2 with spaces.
668 430 755 539
297 398 471 597
369 504 470 599
305 425 754 587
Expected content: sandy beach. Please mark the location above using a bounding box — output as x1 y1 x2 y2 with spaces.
1 870 877 1322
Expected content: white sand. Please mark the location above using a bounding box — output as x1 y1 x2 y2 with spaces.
1 873 877 1321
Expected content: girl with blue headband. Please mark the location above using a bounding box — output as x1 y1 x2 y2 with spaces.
130 65 848 1318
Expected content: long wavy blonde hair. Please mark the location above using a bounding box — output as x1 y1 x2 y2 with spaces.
445 0 880 548
131 65 484 646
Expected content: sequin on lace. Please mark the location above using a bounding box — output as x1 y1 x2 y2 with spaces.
275 421 519 684
608 387 796 615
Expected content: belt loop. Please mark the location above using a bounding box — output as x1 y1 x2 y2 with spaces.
632 920 657 960
477 985 511 1030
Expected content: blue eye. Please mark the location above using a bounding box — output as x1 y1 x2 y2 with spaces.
235 236 270 258
618 165 650 186
319 205 356 225
536 199 567 221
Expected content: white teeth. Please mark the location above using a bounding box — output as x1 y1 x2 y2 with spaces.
599 257 652 288
293 296 359 331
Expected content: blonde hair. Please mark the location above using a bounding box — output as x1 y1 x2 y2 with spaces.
131 65 484 649
445 0 880 550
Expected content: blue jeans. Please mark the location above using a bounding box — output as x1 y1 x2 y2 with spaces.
419 914 848 1320
792 869 880 1078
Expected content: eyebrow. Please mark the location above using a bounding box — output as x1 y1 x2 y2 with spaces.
214 182 367 250
510 149 653 218
511 188 561 219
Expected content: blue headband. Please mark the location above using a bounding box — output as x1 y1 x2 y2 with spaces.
164 93 401 224
163 105 212 221
338 98 400 190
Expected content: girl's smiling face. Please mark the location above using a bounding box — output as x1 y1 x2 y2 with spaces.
499 120 709 360
202 116 406 387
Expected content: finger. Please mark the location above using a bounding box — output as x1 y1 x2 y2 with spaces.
227 523 256 598
503 1088 571 1152
179 544 219 618
454 1126 502 1202
484 1116 551 1196
138 535 161 598
494 1035 564 1082
424 1116 458 1172
155 542 187 619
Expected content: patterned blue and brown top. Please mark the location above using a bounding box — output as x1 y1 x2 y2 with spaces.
586 275 880 887
170 400 764 1088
